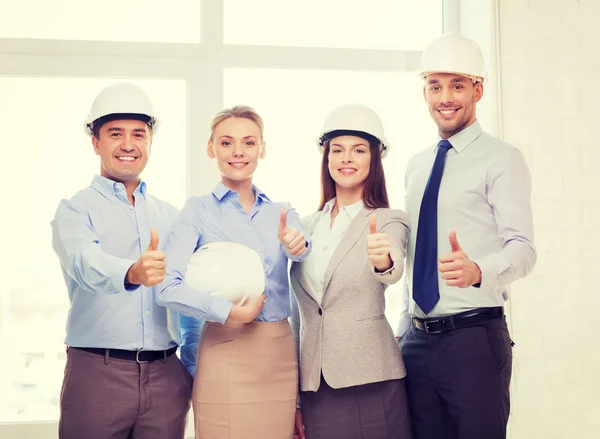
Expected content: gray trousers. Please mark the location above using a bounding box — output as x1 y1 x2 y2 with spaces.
59 347 192 439
302 376 412 439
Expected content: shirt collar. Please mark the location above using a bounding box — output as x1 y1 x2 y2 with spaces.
323 198 337 213
212 181 272 204
90 174 147 202
436 119 483 154
323 197 364 220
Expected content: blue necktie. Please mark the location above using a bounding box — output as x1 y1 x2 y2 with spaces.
413 139 452 315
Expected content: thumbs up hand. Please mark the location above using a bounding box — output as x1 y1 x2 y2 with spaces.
438 229 482 288
278 209 307 257
126 228 167 287
366 214 393 272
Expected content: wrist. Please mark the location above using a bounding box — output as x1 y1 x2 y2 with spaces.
227 305 246 323
374 255 393 273
125 263 139 286
471 261 482 287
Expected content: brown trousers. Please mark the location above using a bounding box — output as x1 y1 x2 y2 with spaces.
59 347 192 439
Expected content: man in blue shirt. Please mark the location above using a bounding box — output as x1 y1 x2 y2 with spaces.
51 83 192 439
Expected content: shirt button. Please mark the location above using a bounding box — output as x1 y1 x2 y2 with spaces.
129 206 134 210
318 308 323 316
146 338 151 342
249 226 252 230
145 311 150 316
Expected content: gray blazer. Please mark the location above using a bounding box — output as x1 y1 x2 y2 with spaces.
289 207 409 392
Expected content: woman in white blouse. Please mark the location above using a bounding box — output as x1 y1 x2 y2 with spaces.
290 103 411 439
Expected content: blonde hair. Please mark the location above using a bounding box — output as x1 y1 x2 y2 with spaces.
209 105 265 141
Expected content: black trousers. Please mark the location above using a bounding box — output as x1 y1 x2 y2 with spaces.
400 314 512 439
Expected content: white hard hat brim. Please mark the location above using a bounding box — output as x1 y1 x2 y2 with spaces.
84 113 160 137
420 70 485 83
316 129 390 158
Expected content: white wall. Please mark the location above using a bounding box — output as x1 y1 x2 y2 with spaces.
498 1 600 438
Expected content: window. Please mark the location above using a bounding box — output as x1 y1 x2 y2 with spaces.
0 0 203 43
0 77 187 423
224 0 441 50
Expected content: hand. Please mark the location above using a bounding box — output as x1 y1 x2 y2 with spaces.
226 294 266 325
438 229 482 288
366 214 393 272
294 408 306 439
126 229 166 287
278 209 306 257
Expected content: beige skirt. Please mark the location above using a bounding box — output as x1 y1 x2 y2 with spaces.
192 320 298 439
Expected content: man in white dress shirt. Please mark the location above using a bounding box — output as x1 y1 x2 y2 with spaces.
398 33 536 439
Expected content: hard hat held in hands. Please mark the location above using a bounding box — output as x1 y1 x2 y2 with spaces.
317 103 390 158
84 83 160 137
420 32 486 83
184 242 266 304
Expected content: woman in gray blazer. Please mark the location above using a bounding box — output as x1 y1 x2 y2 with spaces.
290 103 411 439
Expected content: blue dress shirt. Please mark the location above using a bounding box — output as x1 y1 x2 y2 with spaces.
158 182 311 375
51 174 182 351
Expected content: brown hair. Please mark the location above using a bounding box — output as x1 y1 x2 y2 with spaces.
209 105 264 141
318 138 390 210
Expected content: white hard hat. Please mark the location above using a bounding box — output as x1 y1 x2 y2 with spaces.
317 103 390 158
184 242 265 304
420 33 486 83
84 83 160 137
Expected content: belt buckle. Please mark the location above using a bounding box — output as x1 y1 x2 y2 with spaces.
424 319 443 334
136 350 148 364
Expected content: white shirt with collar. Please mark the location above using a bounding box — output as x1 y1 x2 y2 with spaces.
302 198 365 304
397 120 537 336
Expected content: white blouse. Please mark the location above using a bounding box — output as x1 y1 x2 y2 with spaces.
302 198 365 304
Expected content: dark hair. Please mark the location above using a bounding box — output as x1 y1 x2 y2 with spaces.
91 113 153 139
318 137 390 210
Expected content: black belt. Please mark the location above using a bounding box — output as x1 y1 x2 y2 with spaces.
72 346 177 363
413 307 503 334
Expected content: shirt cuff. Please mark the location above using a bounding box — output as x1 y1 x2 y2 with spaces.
207 296 234 325
113 258 139 293
472 257 498 291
